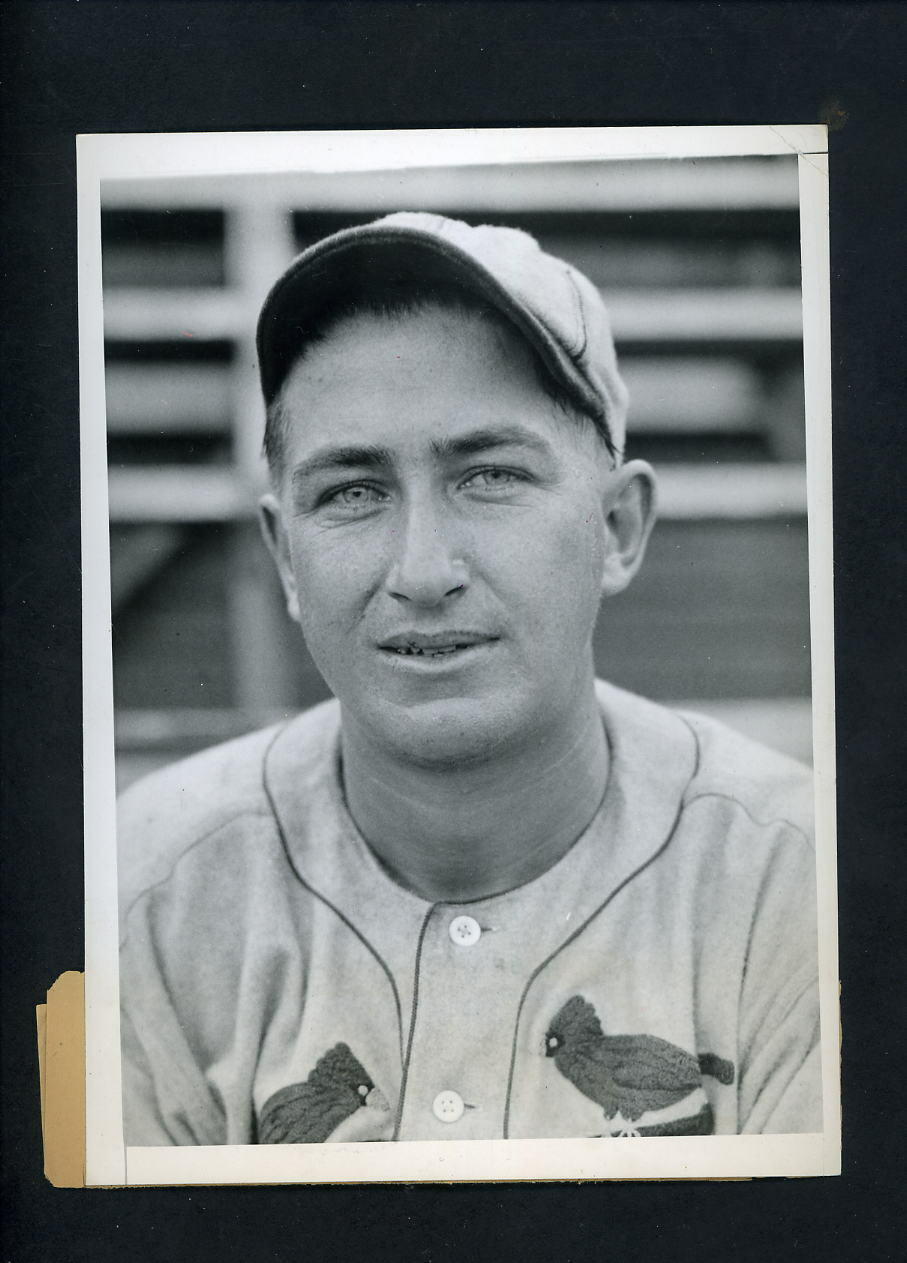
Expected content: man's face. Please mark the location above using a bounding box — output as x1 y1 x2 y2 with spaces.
263 303 644 766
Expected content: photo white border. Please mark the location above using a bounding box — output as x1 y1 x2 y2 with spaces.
79 124 839 1186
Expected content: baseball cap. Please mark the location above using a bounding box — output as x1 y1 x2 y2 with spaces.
256 211 628 456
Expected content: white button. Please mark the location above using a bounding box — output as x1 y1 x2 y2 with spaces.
432 1090 465 1123
449 914 481 946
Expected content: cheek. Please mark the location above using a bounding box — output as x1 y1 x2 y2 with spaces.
501 505 606 632
523 502 605 583
286 532 376 640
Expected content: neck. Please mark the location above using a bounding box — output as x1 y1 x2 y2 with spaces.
340 685 608 902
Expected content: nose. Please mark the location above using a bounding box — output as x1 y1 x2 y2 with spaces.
386 500 468 607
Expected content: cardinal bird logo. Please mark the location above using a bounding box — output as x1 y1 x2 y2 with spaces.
257 1043 389 1144
544 996 735 1137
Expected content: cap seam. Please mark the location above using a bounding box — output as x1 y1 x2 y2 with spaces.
564 265 588 361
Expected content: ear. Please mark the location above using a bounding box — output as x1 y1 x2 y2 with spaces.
599 460 658 599
259 493 301 624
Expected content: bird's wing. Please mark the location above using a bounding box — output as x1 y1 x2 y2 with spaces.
602 1035 701 1094
555 1049 620 1112
259 1082 358 1144
258 1043 375 1144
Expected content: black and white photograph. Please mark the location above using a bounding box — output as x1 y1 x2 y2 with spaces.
79 127 839 1184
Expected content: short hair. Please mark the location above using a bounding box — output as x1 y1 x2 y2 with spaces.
262 278 620 480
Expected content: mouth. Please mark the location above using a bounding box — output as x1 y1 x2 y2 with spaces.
378 632 497 659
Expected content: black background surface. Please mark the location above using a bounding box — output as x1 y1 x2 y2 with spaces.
2 3 904 1260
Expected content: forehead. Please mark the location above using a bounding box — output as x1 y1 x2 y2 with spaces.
277 303 565 450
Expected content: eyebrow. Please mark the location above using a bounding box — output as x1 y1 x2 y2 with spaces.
432 425 554 460
290 445 394 499
290 425 554 488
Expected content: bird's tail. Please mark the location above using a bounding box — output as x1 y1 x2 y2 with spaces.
698 1052 735 1085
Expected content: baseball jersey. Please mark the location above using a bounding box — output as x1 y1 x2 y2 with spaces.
118 681 821 1145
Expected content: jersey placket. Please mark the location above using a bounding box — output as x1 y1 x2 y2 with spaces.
395 902 529 1141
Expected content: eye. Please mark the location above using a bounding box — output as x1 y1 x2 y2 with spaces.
460 467 525 491
321 482 388 512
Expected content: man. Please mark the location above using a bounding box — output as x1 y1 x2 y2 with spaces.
118 212 820 1144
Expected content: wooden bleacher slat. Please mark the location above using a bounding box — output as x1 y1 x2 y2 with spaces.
607 288 803 342
105 363 233 433
104 289 246 340
654 463 806 518
100 157 799 213
108 467 246 521
620 358 762 432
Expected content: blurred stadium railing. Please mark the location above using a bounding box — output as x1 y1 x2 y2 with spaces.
101 156 812 789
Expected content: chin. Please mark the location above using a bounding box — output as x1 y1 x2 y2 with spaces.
371 695 529 769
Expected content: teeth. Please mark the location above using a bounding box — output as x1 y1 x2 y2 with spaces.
393 644 464 656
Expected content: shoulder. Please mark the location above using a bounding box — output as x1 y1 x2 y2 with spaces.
677 708 813 848
596 680 813 848
117 698 341 913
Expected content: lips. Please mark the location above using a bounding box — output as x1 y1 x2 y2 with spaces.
378 631 496 658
